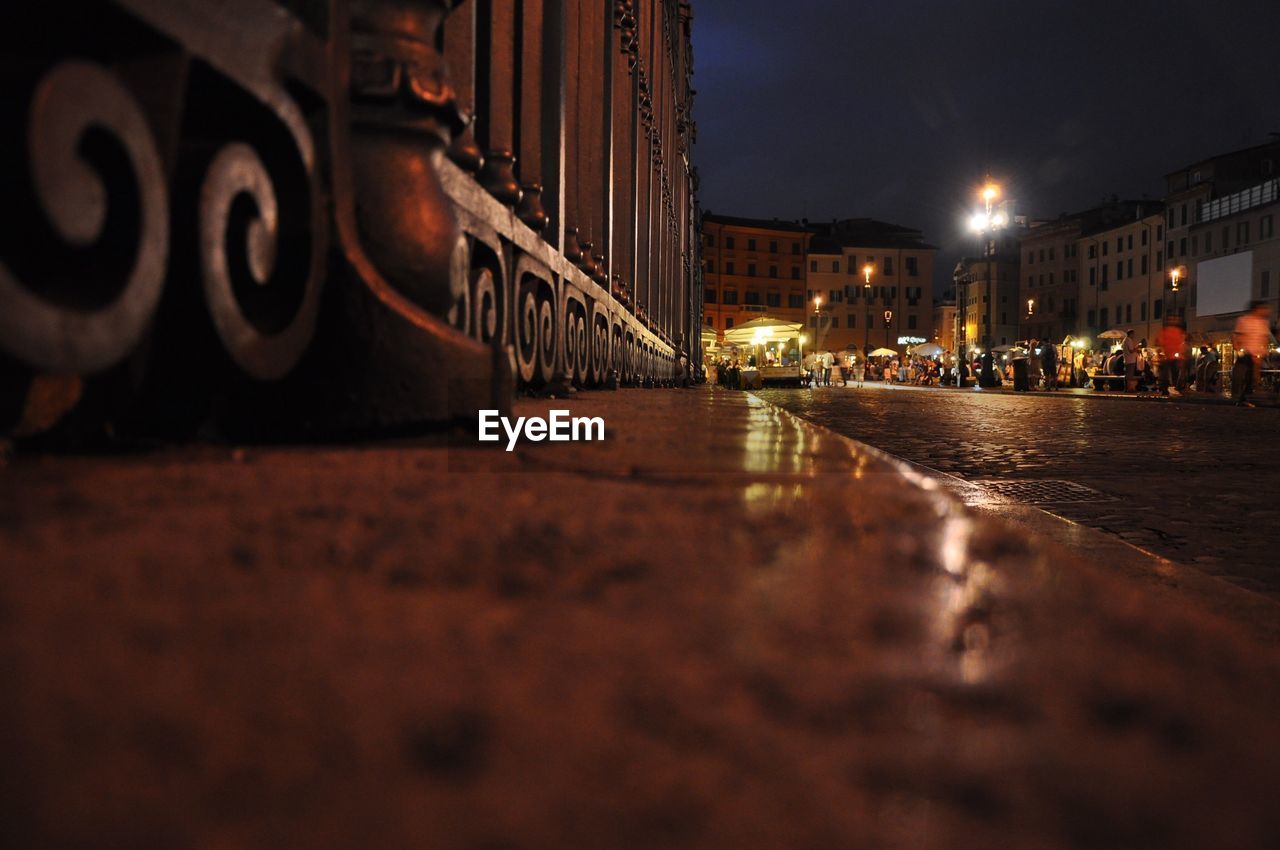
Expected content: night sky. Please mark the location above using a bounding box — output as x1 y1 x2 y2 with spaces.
691 0 1280 294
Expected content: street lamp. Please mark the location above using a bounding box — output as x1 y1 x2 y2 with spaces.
1169 265 1186 316
862 263 874 368
884 309 893 349
967 179 1006 359
813 295 824 354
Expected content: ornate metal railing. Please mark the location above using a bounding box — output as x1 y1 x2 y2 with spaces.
0 0 698 438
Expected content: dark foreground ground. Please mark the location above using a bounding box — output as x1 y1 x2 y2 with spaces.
757 383 1280 598
2 388 1280 849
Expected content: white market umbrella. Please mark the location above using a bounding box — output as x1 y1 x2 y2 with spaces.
990 344 1016 353
722 315 804 346
1098 329 1127 340
869 347 897 357
911 342 944 357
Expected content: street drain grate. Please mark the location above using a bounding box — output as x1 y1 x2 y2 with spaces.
973 479 1113 504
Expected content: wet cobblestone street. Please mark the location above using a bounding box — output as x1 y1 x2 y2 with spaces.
756 384 1280 599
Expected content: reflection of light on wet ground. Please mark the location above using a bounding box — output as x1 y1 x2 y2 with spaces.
931 515 995 683
742 482 806 516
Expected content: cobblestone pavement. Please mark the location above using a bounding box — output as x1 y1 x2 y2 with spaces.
756 383 1280 599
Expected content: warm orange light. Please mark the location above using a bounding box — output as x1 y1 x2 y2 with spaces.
863 263 874 284
981 183 1000 202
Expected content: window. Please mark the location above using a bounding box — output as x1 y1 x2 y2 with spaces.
1157 225 1163 240
1180 203 1187 226
769 265 778 278
831 317 839 328
1141 255 1148 274
906 256 918 276
1167 209 1175 229
725 236 735 249
883 257 894 275
791 267 800 280
1127 259 1133 277
1153 299 1162 319
1116 237 1123 253
1100 307 1108 327
1049 247 1056 261
829 260 838 272
1049 272 1055 285
725 262 735 276
744 291 760 305
1127 235 1133 250
1179 237 1186 256
706 260 715 274
1000 312 1007 325
766 292 781 307
809 260 817 272
1262 216 1274 239
1089 267 1096 286
788 293 804 308
1140 302 1147 321
1088 308 1096 326
1039 274 1045 286
791 242 800 255
1088 244 1097 260
1166 240 1173 258
1101 265 1109 287
1028 251 1035 265
747 238 756 251
829 289 840 302
704 289 717 303
768 240 777 253
725 317 734 329
723 289 738 305
848 314 856 328
1191 236 1198 256
704 234 715 248
1039 249 1046 262
1238 222 1250 244
747 263 757 276
1125 304 1132 322
908 315 917 330
1028 275 1034 286
1205 231 1212 252
1141 230 1148 246
1102 242 1109 256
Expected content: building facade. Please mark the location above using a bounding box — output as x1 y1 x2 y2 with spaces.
1074 210 1165 344
806 220 937 355
933 293 957 353
701 214 808 336
1163 140 1280 340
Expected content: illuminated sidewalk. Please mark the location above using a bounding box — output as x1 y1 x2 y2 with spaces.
2 387 1279 848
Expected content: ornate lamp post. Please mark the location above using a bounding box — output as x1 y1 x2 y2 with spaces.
968 180 1007 353
884 309 893 349
862 263 874 366
1169 265 1186 317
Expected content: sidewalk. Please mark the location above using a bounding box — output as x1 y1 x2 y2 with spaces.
2 386 1280 848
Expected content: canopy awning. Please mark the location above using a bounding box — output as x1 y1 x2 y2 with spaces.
722 315 805 346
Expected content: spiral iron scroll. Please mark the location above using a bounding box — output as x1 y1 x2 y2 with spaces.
0 61 168 373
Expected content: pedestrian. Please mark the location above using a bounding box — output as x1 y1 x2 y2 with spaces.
1123 329 1140 392
1042 339 1058 390
1232 299 1274 407
1157 316 1186 397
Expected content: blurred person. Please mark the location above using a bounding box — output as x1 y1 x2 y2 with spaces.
1158 316 1186 397
1123 329 1140 392
1042 340 1058 390
1232 300 1274 407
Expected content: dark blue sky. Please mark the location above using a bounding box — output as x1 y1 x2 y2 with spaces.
691 0 1280 293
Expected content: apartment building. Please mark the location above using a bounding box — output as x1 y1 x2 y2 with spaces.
806 219 937 354
1163 139 1280 339
701 214 808 337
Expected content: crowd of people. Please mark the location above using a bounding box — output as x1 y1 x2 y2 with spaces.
707 301 1277 403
